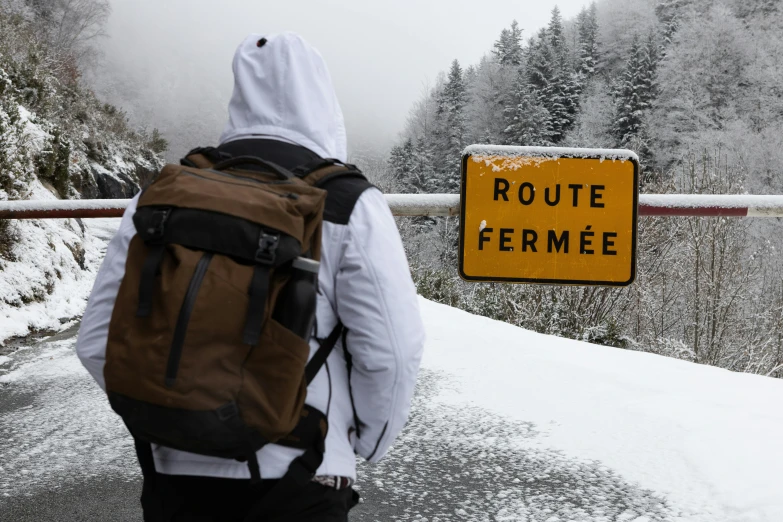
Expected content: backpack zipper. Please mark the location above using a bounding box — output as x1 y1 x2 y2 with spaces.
180 170 299 199
165 252 213 388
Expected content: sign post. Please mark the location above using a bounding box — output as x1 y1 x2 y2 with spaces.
459 145 639 286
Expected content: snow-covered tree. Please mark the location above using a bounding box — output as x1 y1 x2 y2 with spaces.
564 78 614 148
650 5 750 168
24 0 110 70
493 20 523 66
655 0 692 51
522 8 581 144
611 33 660 176
612 34 658 143
387 138 413 189
433 59 467 193
612 37 643 146
503 67 552 146
464 55 514 146
576 2 599 77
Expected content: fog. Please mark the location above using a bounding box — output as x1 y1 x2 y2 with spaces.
90 0 590 161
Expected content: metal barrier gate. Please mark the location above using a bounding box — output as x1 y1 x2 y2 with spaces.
1 194 783 219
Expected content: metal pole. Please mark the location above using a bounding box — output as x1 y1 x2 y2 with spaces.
0 200 130 219
1 194 783 219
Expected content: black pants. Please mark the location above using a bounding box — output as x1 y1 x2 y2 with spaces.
140 472 358 522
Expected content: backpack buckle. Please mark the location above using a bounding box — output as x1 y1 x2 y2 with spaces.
147 209 170 240
216 402 239 421
255 232 279 264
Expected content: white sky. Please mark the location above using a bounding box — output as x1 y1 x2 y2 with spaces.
96 0 591 156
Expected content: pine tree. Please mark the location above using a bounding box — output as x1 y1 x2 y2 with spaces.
526 29 554 93
612 34 659 148
388 139 412 189
525 30 559 143
639 32 659 110
503 67 553 146
577 2 599 77
493 28 512 62
412 138 436 193
548 6 566 59
551 7 581 140
492 21 523 66
655 0 693 54
524 8 580 144
509 21 523 63
612 37 644 146
611 34 660 177
389 137 442 194
433 60 467 193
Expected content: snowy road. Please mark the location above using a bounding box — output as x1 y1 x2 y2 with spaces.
1 328 693 522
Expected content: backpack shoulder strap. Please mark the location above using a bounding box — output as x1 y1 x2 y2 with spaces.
292 158 358 176
304 321 344 384
296 159 367 189
179 146 230 169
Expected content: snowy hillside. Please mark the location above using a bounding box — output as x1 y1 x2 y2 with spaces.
0 214 115 344
405 299 783 521
0 3 165 345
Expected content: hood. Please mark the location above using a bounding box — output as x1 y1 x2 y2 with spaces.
219 32 347 162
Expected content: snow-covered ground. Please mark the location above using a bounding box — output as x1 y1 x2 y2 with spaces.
1 222 782 521
0 202 119 346
405 300 783 521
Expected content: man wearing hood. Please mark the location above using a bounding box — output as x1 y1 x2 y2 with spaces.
76 32 425 521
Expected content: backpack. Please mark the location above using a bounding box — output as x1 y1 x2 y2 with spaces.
104 147 366 484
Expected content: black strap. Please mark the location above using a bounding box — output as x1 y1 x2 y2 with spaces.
133 439 160 516
305 322 344 384
212 156 294 181
246 451 261 483
292 158 339 176
215 402 265 483
274 405 327 450
242 264 271 346
180 157 198 168
343 327 362 439
292 158 360 177
136 244 165 317
243 409 328 521
313 169 366 189
243 446 323 521
134 438 156 478
180 146 230 167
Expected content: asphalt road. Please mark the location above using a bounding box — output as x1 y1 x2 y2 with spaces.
0 331 678 522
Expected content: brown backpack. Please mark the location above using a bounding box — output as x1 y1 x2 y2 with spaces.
104 148 365 483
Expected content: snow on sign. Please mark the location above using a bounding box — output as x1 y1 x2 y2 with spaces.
459 145 639 286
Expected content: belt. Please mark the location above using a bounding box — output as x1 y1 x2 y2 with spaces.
312 475 353 490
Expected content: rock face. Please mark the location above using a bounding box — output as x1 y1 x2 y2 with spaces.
74 161 159 200
135 163 160 189
90 166 141 199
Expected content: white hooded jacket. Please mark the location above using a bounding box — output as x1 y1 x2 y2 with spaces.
220 33 347 162
76 32 425 480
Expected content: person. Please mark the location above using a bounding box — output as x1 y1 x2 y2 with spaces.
76 31 425 522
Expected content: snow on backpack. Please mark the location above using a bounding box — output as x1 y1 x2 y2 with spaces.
104 147 366 484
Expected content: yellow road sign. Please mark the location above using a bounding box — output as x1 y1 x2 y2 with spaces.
459 146 639 286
